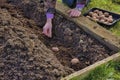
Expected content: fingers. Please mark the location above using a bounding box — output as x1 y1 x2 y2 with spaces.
68 9 81 17
42 28 47 35
46 27 52 38
49 28 52 38
42 27 52 38
69 10 74 17
71 12 80 17
67 9 72 14
42 28 48 37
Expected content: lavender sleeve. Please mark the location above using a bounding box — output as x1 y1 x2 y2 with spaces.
46 13 54 19
76 0 86 10
45 0 57 19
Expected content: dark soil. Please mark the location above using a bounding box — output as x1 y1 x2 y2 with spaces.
0 2 73 80
44 14 114 71
0 0 116 80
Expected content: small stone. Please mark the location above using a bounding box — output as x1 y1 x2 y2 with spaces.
29 57 34 61
85 61 90 65
52 69 60 77
79 40 84 43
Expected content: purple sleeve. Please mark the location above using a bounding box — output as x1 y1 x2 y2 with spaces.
46 13 54 19
76 0 86 10
45 0 57 19
76 4 85 9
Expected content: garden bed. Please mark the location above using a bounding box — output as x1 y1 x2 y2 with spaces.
0 0 120 80
43 14 116 71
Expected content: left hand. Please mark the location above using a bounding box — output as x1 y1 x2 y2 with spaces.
67 8 81 17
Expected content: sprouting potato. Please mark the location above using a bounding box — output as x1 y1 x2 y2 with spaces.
100 19 105 23
94 10 99 13
71 58 80 65
52 47 59 52
93 13 98 17
100 15 105 18
89 12 93 16
86 15 91 18
104 17 108 22
108 18 113 23
98 11 103 16
104 12 109 17
92 16 97 19
86 9 114 25
95 19 99 21
108 15 113 19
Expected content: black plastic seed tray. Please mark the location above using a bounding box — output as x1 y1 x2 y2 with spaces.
83 8 120 26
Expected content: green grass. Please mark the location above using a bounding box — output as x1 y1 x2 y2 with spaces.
71 61 120 80
57 0 120 36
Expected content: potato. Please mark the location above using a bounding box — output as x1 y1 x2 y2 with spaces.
104 12 109 17
108 15 113 19
108 18 113 23
96 16 100 20
103 21 109 24
86 15 91 18
98 11 103 16
88 12 93 16
71 58 80 65
99 15 105 19
92 16 97 19
52 47 59 52
101 15 105 18
91 13 98 20
92 13 98 17
99 19 105 23
95 19 99 21
104 17 109 22
94 10 99 13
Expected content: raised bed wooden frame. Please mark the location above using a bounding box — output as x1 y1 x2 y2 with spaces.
55 2 120 80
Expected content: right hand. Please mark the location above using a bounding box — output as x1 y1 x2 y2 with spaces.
67 8 81 17
42 21 52 38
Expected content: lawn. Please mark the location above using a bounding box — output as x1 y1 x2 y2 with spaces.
71 61 120 80
57 0 120 36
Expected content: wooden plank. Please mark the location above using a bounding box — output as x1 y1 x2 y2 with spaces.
56 2 120 51
61 52 120 80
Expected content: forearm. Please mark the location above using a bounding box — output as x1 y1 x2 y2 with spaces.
45 0 57 20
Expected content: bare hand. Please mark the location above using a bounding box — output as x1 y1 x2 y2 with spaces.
67 9 81 17
42 21 52 38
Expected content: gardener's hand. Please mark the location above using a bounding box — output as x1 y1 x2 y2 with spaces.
42 19 52 38
67 9 81 17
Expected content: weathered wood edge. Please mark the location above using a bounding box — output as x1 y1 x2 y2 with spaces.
61 52 120 80
56 2 120 52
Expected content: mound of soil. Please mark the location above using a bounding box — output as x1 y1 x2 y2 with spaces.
0 2 73 80
0 0 116 80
